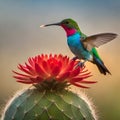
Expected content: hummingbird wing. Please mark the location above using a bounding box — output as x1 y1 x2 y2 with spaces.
82 33 117 51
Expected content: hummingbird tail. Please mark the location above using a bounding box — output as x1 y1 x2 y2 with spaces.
93 56 111 75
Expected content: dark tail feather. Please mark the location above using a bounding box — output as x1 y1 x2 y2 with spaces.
93 56 111 75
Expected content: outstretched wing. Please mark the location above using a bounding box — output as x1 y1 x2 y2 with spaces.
82 33 117 51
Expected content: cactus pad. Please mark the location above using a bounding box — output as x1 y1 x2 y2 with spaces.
2 88 95 120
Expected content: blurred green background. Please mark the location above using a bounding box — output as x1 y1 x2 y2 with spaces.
0 0 120 119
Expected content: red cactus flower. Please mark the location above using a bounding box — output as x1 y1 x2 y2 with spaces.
13 54 96 89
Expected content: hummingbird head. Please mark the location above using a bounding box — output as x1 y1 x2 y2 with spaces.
60 18 80 30
40 18 81 36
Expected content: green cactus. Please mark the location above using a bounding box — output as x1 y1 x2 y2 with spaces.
2 87 96 120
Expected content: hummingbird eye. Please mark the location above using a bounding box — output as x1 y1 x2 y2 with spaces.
65 21 69 24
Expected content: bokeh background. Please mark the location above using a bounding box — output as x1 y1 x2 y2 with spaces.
0 0 120 119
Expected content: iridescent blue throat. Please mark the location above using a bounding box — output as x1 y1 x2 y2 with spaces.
67 32 92 60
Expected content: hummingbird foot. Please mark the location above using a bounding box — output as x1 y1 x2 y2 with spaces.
75 60 87 68
78 62 85 67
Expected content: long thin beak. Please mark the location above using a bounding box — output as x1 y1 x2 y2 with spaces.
40 22 60 28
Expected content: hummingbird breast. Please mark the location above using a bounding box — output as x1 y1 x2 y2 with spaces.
67 32 92 61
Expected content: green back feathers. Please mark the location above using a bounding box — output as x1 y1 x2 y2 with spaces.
91 48 101 60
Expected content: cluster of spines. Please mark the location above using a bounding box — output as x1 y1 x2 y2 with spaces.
3 88 95 120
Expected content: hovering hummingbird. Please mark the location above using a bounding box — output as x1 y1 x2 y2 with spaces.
40 18 117 75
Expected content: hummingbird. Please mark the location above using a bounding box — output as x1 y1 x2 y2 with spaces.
40 18 117 75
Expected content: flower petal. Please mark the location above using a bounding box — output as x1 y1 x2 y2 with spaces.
16 80 34 84
28 57 35 67
80 80 97 84
35 63 48 77
30 76 43 83
18 64 33 75
13 76 30 80
51 66 61 76
12 71 32 78
56 71 70 81
70 82 90 89
69 67 80 78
